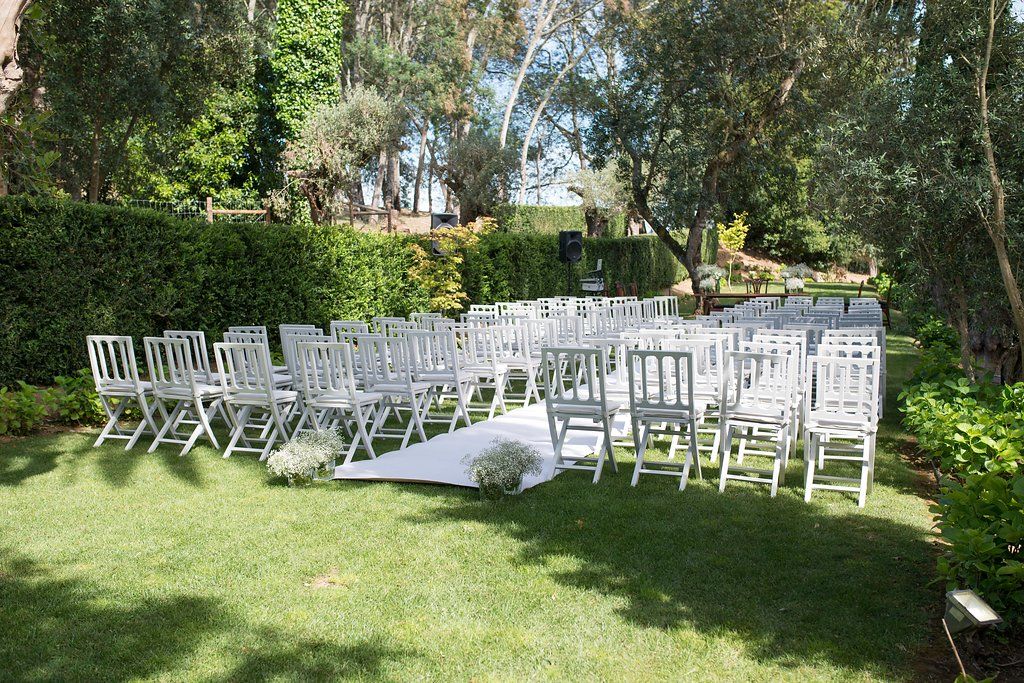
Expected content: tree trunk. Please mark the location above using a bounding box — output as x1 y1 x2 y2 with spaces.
978 0 1024 373
386 148 400 214
498 0 557 149
0 0 30 115
412 120 428 213
370 149 386 222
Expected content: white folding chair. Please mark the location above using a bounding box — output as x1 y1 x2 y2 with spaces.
330 320 370 340
293 341 382 463
86 335 162 450
453 326 509 419
214 341 298 460
718 350 796 497
541 347 620 483
407 330 474 433
356 335 433 449
627 349 705 490
144 337 222 455
803 355 880 507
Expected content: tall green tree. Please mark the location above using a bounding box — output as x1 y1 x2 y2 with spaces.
270 0 347 139
28 0 248 202
595 0 850 285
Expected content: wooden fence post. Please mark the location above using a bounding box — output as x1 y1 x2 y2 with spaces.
205 196 214 223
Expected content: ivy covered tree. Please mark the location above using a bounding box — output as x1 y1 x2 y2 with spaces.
270 0 347 138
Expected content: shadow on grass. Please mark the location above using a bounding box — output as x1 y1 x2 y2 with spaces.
406 471 935 677
0 548 416 681
0 427 215 489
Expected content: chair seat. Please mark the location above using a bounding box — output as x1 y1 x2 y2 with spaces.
634 402 707 421
723 404 789 424
805 413 877 433
416 370 458 383
99 380 153 396
310 391 382 408
550 401 621 417
465 363 509 376
370 381 432 394
228 389 298 405
154 383 222 400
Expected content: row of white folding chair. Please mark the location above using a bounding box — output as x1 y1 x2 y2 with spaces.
802 354 880 507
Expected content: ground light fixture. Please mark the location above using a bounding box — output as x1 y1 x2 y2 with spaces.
942 589 1002 678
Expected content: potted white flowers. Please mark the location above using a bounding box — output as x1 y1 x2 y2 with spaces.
462 438 544 500
694 264 726 293
266 431 343 486
780 263 815 293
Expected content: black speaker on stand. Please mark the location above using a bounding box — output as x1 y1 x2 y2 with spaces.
558 230 584 295
430 213 459 257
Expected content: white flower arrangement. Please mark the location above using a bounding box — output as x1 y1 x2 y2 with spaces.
694 264 726 293
462 438 544 500
780 263 815 280
266 430 343 485
785 277 805 292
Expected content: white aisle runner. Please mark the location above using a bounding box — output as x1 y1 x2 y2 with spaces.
332 403 629 490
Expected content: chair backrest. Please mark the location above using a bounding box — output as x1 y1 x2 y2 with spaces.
662 336 724 398
163 330 212 380
87 335 144 394
144 337 202 397
407 330 462 379
649 295 679 319
371 317 407 334
410 312 443 329
379 320 419 337
228 325 267 336
627 349 697 419
295 340 359 402
541 346 609 412
214 341 276 401
282 328 328 381
330 320 370 342
356 335 414 389
721 350 796 413
805 355 880 425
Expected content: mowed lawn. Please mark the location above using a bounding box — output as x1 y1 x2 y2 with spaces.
0 288 939 681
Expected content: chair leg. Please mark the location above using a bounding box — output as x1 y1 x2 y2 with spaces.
95 396 127 447
718 424 732 493
688 417 703 482
803 431 815 503
149 402 184 453
224 404 253 458
630 423 650 487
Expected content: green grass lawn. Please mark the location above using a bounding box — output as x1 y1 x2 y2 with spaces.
0 298 939 681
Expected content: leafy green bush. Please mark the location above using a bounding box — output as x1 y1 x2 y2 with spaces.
900 320 1024 622
934 473 1024 619
53 369 105 426
0 196 681 384
0 382 51 436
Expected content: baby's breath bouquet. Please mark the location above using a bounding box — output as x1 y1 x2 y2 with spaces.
463 438 544 500
266 430 343 486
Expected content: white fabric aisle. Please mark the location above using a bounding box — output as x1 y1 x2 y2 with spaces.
332 402 630 490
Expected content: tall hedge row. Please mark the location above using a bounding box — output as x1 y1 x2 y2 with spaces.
493 204 628 237
0 197 681 384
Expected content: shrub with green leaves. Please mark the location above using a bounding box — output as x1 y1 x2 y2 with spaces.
53 369 105 426
900 318 1024 622
0 382 52 436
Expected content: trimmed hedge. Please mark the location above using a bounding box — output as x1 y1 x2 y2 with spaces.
493 204 628 238
0 197 682 384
